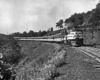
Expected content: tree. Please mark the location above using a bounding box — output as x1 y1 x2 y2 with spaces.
69 13 84 28
11 32 22 37
56 19 63 29
41 31 47 36
64 13 85 30
51 27 53 32
27 30 34 37
87 2 100 26
22 31 27 37
48 27 53 32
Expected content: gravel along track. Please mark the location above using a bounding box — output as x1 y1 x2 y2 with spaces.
73 46 100 62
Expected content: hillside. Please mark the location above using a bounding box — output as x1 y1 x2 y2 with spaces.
0 34 23 80
64 2 100 29
14 41 100 80
15 41 66 80
0 34 22 64
1 34 100 80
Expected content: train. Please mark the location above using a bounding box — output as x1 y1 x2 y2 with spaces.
14 30 83 46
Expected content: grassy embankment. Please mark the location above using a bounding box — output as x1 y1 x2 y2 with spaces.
0 34 22 65
15 41 66 80
1 34 100 80
0 34 67 80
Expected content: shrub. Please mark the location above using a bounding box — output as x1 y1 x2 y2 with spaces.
0 34 22 65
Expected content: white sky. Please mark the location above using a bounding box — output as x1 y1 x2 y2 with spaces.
0 0 99 34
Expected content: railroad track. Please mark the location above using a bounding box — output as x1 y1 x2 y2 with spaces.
73 46 100 62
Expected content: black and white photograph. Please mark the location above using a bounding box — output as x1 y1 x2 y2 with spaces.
0 0 100 80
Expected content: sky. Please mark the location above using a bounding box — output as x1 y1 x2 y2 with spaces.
0 0 99 34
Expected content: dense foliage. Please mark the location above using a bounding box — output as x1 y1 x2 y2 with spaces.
0 34 22 64
56 19 63 29
11 30 48 37
0 34 23 80
64 2 100 29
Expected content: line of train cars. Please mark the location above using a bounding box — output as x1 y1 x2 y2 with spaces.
14 30 83 46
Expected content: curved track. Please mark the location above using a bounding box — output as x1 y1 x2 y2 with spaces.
73 46 100 62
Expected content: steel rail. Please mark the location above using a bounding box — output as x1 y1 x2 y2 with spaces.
73 47 100 62
79 47 100 52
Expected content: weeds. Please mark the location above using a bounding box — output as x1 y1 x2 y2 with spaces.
16 43 66 80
